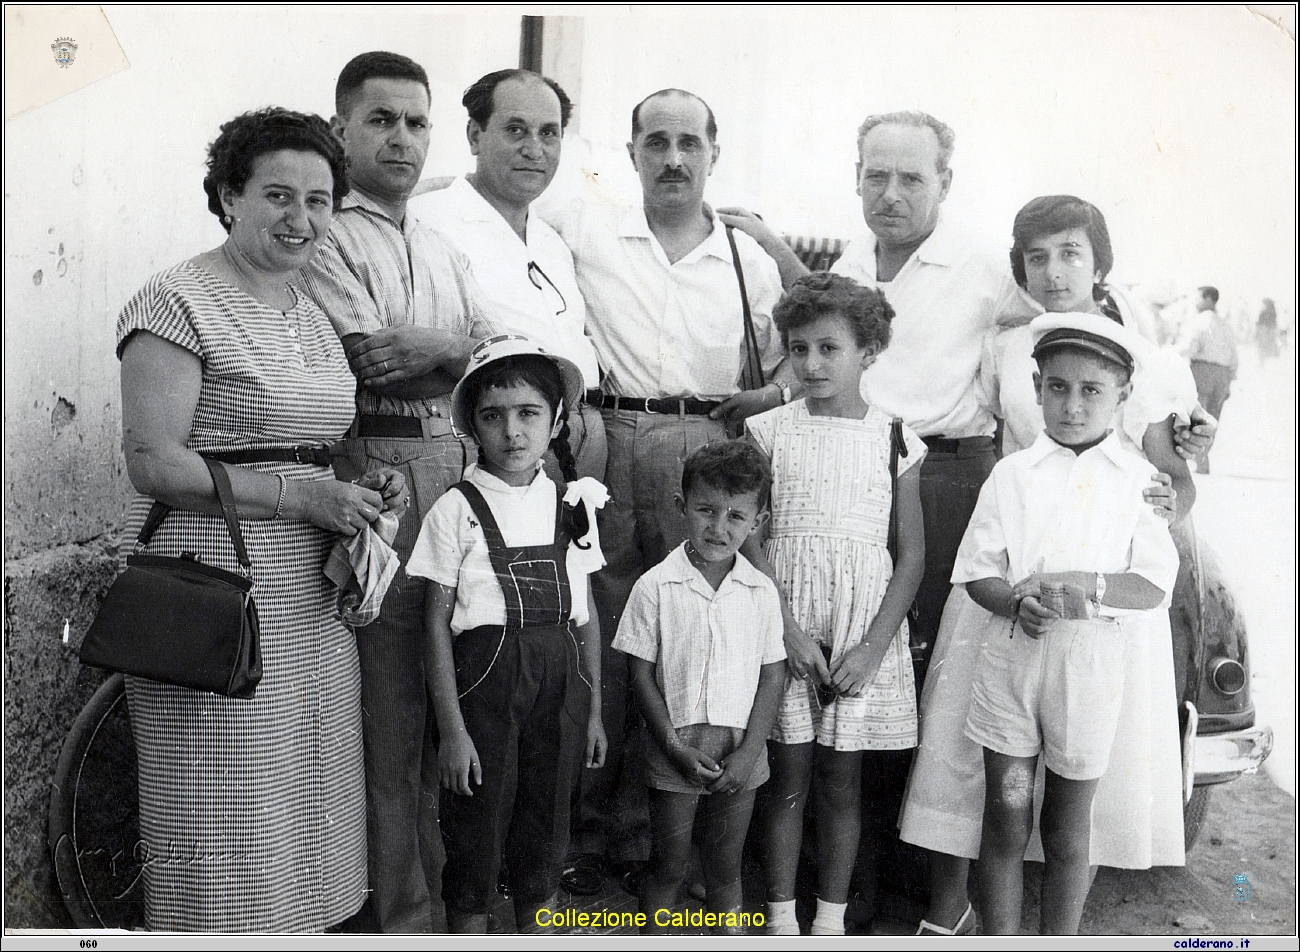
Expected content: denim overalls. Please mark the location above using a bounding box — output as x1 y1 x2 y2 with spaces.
440 480 591 916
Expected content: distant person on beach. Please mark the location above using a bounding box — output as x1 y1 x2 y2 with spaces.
1177 286 1238 473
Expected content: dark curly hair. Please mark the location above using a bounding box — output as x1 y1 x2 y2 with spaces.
203 108 347 232
459 354 589 546
772 271 894 353
463 69 573 131
680 440 771 507
1010 195 1114 296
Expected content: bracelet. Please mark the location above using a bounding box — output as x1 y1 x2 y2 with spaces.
272 473 287 520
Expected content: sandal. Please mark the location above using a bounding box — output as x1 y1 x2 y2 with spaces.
916 902 975 936
559 854 605 896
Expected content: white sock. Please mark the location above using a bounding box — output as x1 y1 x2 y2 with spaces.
766 899 797 925
810 899 847 935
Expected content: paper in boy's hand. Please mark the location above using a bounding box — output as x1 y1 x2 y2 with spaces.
1038 581 1093 620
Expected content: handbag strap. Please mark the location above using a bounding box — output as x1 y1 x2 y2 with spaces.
725 224 766 391
134 457 253 572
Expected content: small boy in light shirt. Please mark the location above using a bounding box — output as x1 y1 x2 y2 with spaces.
612 440 786 933
956 312 1180 935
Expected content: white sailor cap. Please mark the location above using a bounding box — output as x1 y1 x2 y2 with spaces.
1029 311 1145 376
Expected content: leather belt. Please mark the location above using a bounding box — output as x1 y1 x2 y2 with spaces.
204 445 333 467
354 413 457 439
922 435 995 456
583 388 603 406
599 395 721 415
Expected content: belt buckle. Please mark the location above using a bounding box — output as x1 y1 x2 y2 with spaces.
641 398 659 414
293 445 321 465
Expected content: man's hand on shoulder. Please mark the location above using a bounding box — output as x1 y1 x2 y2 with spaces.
710 383 783 427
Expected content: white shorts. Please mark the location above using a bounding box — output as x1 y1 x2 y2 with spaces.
964 616 1129 781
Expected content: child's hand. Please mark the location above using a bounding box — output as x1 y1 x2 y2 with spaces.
438 729 482 796
1016 595 1059 639
783 623 831 686
355 468 409 518
829 642 885 698
585 714 608 769
670 741 724 784
708 742 761 795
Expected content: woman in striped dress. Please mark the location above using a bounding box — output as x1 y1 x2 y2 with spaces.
116 108 405 932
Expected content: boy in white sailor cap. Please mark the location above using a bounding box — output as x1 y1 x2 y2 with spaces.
951 312 1180 935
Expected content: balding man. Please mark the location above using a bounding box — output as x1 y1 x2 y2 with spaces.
408 69 606 482
542 88 793 877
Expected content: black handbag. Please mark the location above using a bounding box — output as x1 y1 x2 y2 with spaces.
80 457 262 698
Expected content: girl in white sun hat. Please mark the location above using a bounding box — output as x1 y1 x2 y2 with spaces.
406 334 609 933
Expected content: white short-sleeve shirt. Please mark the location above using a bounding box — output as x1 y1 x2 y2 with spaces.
408 177 601 388
406 463 605 633
542 198 785 401
612 544 786 730
952 431 1180 613
832 214 1038 439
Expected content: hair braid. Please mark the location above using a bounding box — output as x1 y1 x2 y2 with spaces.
551 417 591 548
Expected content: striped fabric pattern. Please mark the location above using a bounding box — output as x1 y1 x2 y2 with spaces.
748 401 926 751
298 190 498 419
116 265 366 932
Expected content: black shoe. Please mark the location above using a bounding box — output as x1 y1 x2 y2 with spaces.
617 861 648 898
560 854 605 896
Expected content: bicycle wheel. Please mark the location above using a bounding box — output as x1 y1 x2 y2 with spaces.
48 672 147 930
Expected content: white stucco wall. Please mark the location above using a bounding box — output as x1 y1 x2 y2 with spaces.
3 7 520 556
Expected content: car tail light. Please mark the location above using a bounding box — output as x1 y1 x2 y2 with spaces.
1210 657 1246 696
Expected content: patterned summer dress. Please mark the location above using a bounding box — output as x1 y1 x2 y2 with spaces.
747 401 926 750
115 263 366 931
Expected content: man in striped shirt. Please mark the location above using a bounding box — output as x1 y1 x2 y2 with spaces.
300 50 496 934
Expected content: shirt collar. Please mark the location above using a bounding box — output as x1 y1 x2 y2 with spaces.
848 209 959 274
662 543 770 591
617 205 732 263
1023 429 1127 468
342 188 406 231
449 176 501 223
466 460 549 494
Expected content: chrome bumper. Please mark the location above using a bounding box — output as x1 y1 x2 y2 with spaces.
1193 723 1275 786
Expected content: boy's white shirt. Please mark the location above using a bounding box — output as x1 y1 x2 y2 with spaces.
952 430 1180 614
611 544 786 731
405 462 606 633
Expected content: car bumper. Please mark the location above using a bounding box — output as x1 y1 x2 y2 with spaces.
1193 724 1274 786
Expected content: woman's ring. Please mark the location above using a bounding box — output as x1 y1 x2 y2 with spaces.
381 359 389 374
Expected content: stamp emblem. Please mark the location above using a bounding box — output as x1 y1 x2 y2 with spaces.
51 37 78 68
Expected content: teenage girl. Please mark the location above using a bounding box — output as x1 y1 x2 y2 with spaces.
407 335 608 933
899 196 1204 934
743 271 927 936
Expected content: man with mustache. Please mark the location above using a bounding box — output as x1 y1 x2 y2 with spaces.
408 69 605 482
541 88 792 882
299 50 497 934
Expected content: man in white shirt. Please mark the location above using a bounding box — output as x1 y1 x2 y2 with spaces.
408 70 606 481
542 88 791 877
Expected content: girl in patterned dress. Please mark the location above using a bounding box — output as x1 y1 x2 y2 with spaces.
744 272 926 935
